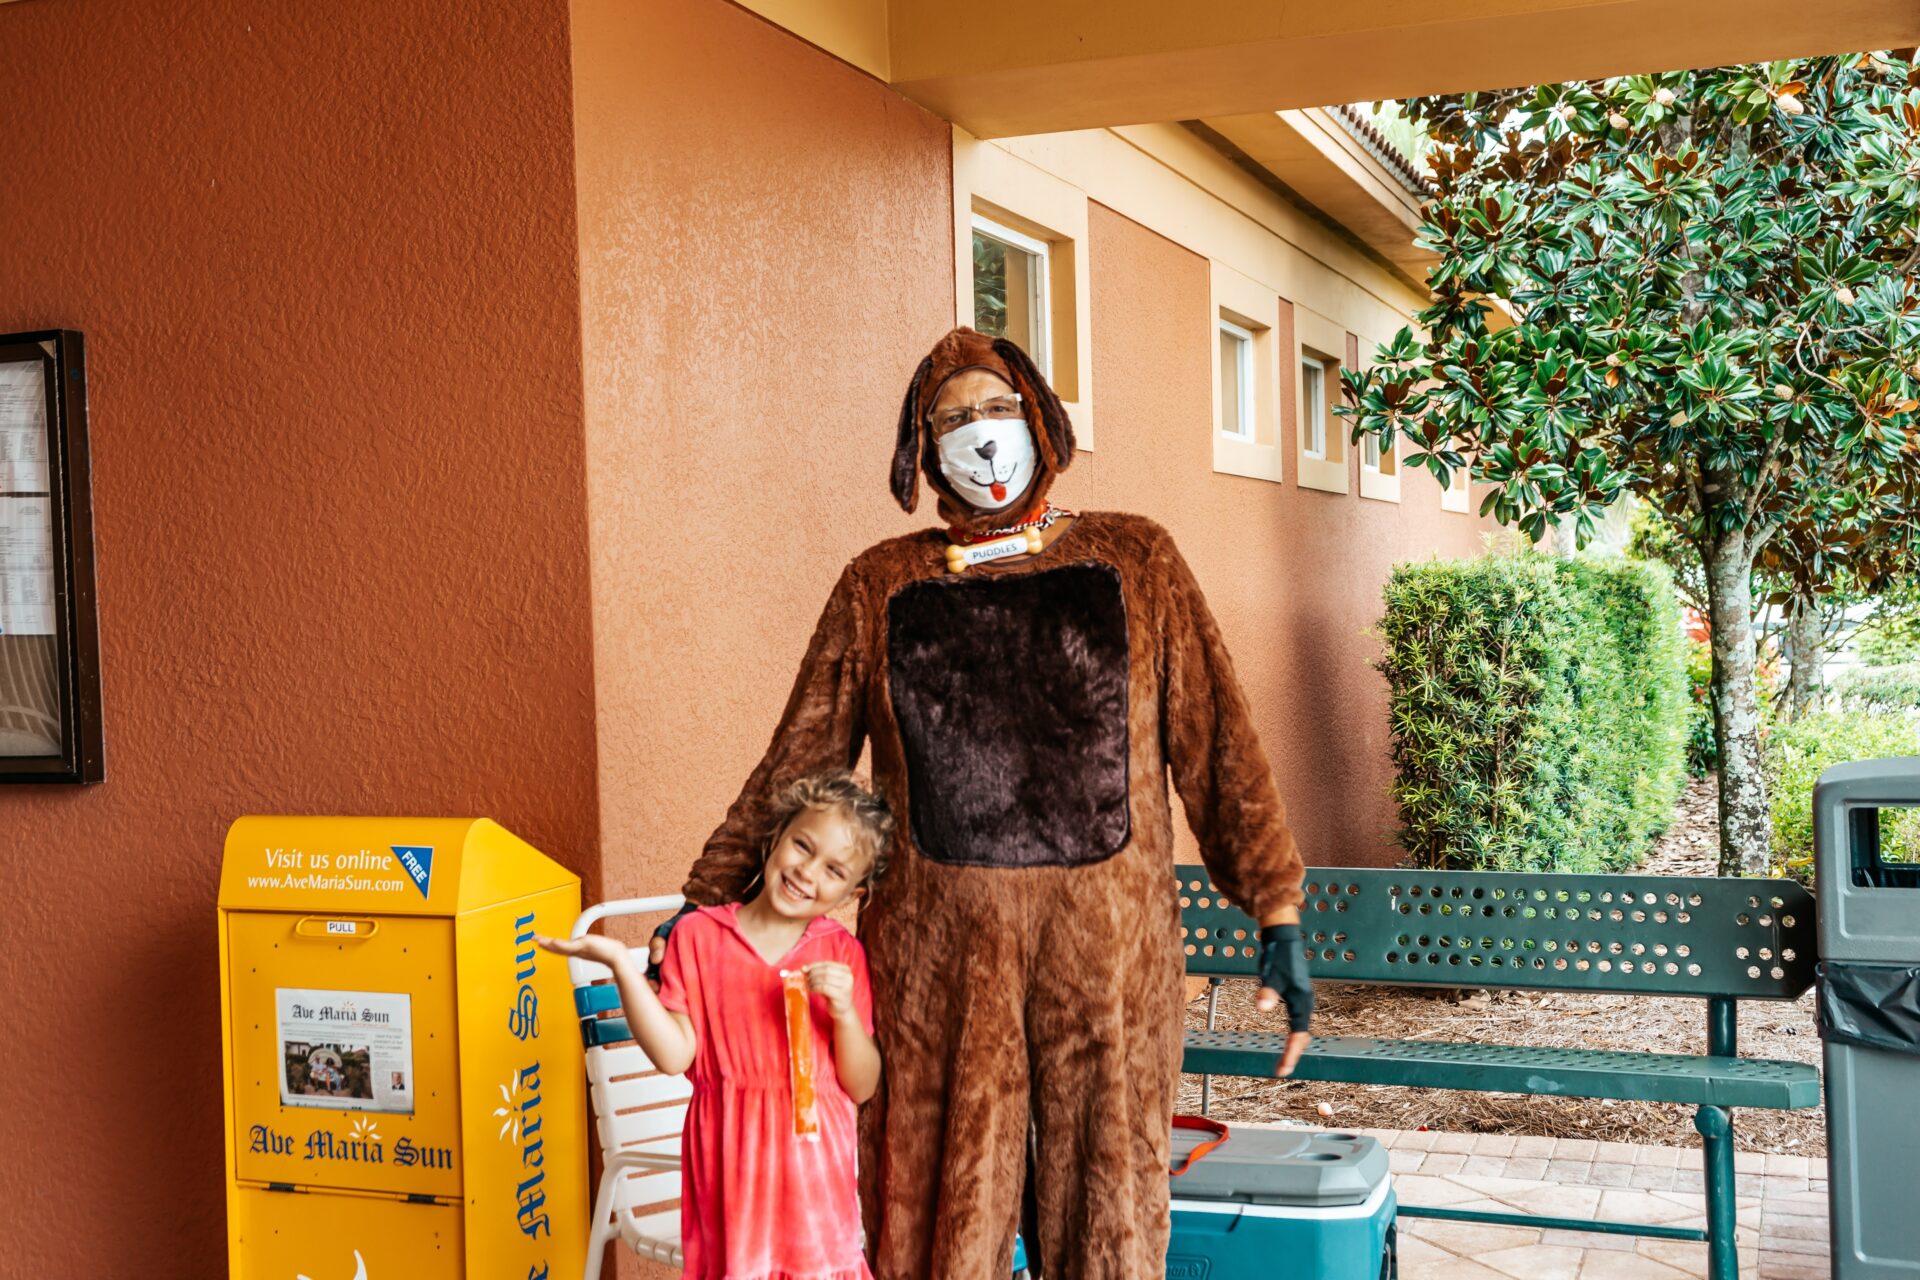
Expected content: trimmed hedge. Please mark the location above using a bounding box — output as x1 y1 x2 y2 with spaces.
1377 555 1690 873
1767 709 1920 882
1838 662 1920 714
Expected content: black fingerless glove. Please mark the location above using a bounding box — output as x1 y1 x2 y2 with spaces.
646 902 698 982
1258 923 1315 1034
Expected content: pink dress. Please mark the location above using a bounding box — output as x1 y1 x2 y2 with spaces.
657 904 875 1280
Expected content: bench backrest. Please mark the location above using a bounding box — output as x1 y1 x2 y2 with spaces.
566 897 691 1236
1177 864 1818 1001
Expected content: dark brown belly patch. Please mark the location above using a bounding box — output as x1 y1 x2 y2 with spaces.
885 562 1132 867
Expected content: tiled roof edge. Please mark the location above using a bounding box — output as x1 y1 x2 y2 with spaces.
1330 102 1433 196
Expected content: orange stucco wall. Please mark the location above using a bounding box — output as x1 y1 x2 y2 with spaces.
571 0 955 923
0 0 1486 1272
0 3 600 1275
1061 205 1488 868
572 4 1486 936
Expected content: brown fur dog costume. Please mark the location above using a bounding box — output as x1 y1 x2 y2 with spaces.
679 328 1305 1278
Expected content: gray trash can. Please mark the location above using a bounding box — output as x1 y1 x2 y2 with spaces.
1815 756 1920 1278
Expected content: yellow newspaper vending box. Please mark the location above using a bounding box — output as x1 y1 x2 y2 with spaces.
218 817 585 1280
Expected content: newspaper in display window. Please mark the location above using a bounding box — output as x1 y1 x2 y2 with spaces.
276 988 416 1115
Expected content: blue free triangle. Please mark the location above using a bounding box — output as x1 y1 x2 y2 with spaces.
391 845 435 899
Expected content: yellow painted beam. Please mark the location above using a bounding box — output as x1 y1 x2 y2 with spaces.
887 0 1920 137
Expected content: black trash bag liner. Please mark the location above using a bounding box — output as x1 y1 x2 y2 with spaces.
1818 962 1920 1057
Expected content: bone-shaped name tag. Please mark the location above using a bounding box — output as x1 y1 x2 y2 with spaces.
945 528 1044 573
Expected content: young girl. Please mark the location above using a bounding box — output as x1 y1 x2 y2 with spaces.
538 771 891 1280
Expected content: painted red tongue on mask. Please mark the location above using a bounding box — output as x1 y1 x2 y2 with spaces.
991 483 1007 501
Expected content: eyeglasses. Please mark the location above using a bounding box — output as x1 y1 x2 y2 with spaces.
929 393 1023 432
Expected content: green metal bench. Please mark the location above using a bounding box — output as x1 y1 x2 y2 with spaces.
1177 864 1820 1280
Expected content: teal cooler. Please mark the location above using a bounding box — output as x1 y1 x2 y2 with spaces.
1167 1127 1397 1280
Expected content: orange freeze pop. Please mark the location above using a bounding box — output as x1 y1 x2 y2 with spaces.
781 970 821 1141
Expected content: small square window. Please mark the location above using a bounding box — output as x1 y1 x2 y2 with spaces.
1359 412 1399 502
952 137 1090 444
1209 263 1280 482
1300 357 1328 459
1294 311 1349 494
971 214 1051 380
1361 430 1397 479
1218 318 1256 440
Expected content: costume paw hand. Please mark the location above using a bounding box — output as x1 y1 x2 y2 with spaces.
804 962 857 1021
1273 1030 1312 1078
1256 923 1315 1036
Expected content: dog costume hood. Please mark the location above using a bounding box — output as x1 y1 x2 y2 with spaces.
891 327 1074 539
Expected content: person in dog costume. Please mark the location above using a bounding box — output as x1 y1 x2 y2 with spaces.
664 327 1313 1279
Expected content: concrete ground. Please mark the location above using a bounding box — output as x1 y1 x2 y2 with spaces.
1361 1127 1829 1279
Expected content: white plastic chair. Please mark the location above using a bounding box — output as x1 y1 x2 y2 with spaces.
566 895 692 1280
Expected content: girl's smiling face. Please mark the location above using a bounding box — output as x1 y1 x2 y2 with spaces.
760 805 874 920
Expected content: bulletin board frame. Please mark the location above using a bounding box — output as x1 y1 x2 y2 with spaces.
0 329 102 784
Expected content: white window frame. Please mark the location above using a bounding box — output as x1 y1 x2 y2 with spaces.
951 129 1093 448
1209 262 1281 482
1294 304 1349 495
1300 356 1328 459
1217 317 1256 440
1356 336 1400 502
1358 424 1400 502
970 213 1053 382
1441 464 1472 514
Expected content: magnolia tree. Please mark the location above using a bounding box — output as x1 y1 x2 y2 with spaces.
1759 495 1919 720
1341 54 1920 874
1630 487 1920 722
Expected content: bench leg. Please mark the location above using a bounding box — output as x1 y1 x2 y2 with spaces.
584 1158 622 1280
1693 1104 1738 1280
1201 978 1222 1116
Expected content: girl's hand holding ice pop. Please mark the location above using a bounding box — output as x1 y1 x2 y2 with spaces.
803 961 858 1022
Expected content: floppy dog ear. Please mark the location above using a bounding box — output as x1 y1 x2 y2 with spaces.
891 355 935 512
991 338 1074 471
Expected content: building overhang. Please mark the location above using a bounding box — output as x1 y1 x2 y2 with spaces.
1200 107 1434 296
744 0 1919 140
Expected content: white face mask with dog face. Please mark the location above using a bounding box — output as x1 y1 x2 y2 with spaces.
935 418 1036 512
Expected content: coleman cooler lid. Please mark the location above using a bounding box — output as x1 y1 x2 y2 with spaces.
1168 1125 1389 1207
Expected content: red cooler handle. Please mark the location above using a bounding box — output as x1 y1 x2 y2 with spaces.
1169 1114 1229 1176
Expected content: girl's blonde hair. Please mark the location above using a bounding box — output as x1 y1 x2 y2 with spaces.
765 770 895 884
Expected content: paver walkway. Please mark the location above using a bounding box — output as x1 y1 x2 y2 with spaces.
1357 1127 1829 1279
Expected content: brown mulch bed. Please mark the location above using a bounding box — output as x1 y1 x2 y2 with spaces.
1177 775 1827 1156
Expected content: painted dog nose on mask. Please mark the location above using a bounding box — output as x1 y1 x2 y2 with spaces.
936 417 1033 511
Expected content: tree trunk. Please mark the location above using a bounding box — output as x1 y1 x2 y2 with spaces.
1704 528 1773 876
1786 597 1822 721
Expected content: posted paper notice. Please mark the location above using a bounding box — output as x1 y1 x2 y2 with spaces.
0 362 49 492
277 988 415 1115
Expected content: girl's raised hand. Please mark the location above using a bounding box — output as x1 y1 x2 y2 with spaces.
535 931 633 970
804 961 858 1021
